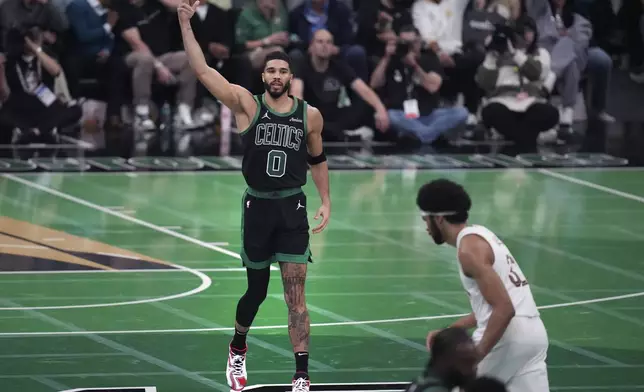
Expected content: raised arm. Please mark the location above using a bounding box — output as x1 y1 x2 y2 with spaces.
177 0 256 122
306 105 330 234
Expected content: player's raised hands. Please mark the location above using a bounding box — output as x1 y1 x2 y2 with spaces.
177 0 199 24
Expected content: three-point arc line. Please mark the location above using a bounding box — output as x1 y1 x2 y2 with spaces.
0 290 641 337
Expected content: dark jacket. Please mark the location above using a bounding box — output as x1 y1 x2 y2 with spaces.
65 0 114 57
288 0 354 49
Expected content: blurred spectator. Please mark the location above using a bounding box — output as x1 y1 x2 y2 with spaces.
188 1 253 109
356 0 413 60
289 0 369 81
0 26 81 148
411 0 486 126
0 0 68 58
370 25 468 144
235 0 290 72
475 16 558 151
584 0 644 83
112 0 197 131
457 0 507 122
64 0 129 117
488 0 521 19
290 29 389 142
530 0 590 130
412 0 468 56
529 0 616 126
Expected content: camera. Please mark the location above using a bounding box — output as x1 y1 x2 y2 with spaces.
486 22 516 54
395 41 411 58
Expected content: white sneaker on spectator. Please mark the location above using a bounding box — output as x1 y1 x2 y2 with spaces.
629 68 644 83
198 110 215 124
466 113 478 127
597 112 615 123
537 128 559 145
344 126 374 142
134 105 156 132
559 106 574 127
174 103 201 130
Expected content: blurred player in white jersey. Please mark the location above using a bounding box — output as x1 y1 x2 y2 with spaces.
416 179 550 392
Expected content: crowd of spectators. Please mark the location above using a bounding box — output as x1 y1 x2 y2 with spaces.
0 0 642 151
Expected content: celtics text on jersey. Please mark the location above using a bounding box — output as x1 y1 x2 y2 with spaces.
240 94 310 192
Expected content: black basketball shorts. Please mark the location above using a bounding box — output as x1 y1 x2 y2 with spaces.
240 187 312 269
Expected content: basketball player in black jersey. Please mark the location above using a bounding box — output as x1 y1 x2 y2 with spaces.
178 1 330 392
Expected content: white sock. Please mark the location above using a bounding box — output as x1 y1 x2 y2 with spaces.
178 103 194 125
135 104 149 117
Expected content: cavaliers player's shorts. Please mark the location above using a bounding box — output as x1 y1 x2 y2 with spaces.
240 187 312 269
476 316 550 392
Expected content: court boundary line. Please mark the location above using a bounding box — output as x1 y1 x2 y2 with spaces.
0 267 247 275
4 364 643 380
0 261 212 311
8 166 644 177
2 174 241 259
538 169 644 204
0 291 641 337
0 174 219 311
2 173 279 271
2 298 228 391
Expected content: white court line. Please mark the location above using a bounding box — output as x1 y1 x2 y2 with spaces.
538 169 644 204
3 174 240 259
0 175 217 310
13 166 644 177
96 252 141 260
0 244 45 249
0 353 126 359
0 267 247 275
0 291 641 337
4 365 640 380
0 262 211 311
3 298 228 391
2 174 278 272
31 375 70 391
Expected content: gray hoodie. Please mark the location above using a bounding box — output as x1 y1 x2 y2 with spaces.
525 0 592 76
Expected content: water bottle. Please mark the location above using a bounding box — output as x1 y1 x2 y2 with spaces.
160 102 171 153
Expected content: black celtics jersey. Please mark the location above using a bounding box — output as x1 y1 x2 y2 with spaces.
240 94 309 192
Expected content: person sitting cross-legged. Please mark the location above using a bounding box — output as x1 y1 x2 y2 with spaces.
370 25 468 145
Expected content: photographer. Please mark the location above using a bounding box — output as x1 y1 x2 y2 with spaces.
475 16 558 151
370 25 468 145
0 26 82 145
459 0 507 120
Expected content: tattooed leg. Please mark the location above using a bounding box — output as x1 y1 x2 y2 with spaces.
279 262 310 353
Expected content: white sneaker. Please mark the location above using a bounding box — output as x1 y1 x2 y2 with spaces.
559 106 573 126
226 345 247 391
598 111 615 123
292 374 310 392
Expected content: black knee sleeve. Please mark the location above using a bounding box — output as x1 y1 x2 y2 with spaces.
235 267 271 327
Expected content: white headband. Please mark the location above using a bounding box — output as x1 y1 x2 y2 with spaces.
420 210 460 217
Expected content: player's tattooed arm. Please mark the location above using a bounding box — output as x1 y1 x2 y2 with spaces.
177 0 257 122
458 234 515 360
306 105 330 234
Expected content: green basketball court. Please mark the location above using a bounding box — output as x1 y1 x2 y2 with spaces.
0 168 643 391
